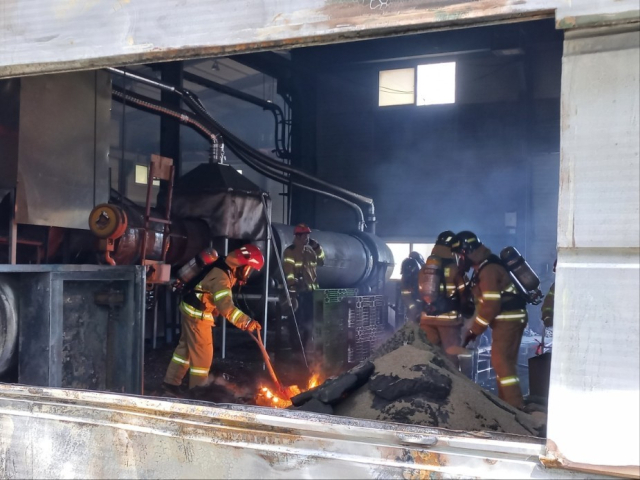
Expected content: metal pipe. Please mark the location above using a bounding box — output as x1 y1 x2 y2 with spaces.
261 193 272 352
108 67 176 93
111 86 366 230
183 72 290 159
108 67 375 222
222 238 228 360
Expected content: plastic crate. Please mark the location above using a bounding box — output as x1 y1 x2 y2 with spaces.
344 295 387 365
311 289 357 373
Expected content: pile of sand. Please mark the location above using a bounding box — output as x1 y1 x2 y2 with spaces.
331 322 542 436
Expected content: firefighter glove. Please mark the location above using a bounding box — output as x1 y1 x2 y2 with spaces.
462 329 477 347
244 319 262 332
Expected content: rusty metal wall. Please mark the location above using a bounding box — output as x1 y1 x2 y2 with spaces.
545 23 640 478
0 383 611 479
0 0 563 79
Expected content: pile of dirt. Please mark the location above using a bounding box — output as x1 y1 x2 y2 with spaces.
293 322 544 437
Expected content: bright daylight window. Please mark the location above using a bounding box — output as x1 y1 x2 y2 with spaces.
378 68 415 107
135 165 160 186
379 62 456 107
387 242 436 280
417 62 456 106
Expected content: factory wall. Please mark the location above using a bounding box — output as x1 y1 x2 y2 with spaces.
291 20 563 326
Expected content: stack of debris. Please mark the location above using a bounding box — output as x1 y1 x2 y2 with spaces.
289 322 545 437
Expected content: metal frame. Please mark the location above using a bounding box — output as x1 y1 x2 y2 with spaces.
0 264 146 395
0 383 610 479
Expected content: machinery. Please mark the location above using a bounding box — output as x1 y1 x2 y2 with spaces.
0 70 393 387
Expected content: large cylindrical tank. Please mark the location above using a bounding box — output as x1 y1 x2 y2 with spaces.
270 223 393 290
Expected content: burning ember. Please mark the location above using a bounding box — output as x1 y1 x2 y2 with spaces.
256 373 322 409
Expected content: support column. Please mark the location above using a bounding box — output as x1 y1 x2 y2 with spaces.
545 19 639 477
160 61 183 177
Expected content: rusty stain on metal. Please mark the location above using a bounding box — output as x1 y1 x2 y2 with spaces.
0 0 557 79
0 383 612 478
543 440 640 479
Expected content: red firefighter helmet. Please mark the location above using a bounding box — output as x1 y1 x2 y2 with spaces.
293 223 312 235
229 244 265 285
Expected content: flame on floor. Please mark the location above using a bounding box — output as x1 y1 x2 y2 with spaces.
256 373 323 409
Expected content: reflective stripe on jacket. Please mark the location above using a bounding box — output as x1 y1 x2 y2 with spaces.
282 243 324 292
180 265 251 329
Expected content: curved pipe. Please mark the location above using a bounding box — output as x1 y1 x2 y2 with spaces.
183 71 290 160
111 86 222 156
107 67 375 229
111 86 366 230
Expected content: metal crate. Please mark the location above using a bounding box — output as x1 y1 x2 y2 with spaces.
0 265 145 394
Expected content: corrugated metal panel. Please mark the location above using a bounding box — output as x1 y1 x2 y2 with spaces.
0 0 560 79
0 383 610 479
546 25 640 477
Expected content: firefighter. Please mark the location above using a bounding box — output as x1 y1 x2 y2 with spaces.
452 231 528 409
163 244 264 395
541 259 556 328
282 224 325 351
399 252 425 324
418 231 467 366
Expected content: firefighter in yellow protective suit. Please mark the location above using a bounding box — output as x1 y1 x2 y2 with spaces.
418 231 468 366
282 224 325 351
163 244 264 394
453 231 528 409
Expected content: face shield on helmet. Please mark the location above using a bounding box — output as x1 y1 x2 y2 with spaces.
237 265 253 285
229 244 265 286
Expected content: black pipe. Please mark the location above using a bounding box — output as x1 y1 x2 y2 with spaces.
108 67 376 231
111 86 366 229
183 72 290 160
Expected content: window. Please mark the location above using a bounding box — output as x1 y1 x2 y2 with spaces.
135 165 160 187
379 62 456 107
387 242 436 280
417 62 456 106
378 68 415 107
411 243 435 262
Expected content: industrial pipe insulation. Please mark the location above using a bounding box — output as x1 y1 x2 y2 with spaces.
111 83 367 230
107 67 375 232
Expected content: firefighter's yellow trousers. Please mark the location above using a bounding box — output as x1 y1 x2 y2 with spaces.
164 313 214 389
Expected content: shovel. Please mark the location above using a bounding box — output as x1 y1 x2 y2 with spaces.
248 330 296 398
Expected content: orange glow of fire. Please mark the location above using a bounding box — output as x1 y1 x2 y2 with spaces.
255 373 324 409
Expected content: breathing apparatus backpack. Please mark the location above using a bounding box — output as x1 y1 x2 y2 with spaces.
419 255 459 315
473 247 543 307
172 248 219 294
499 246 543 305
